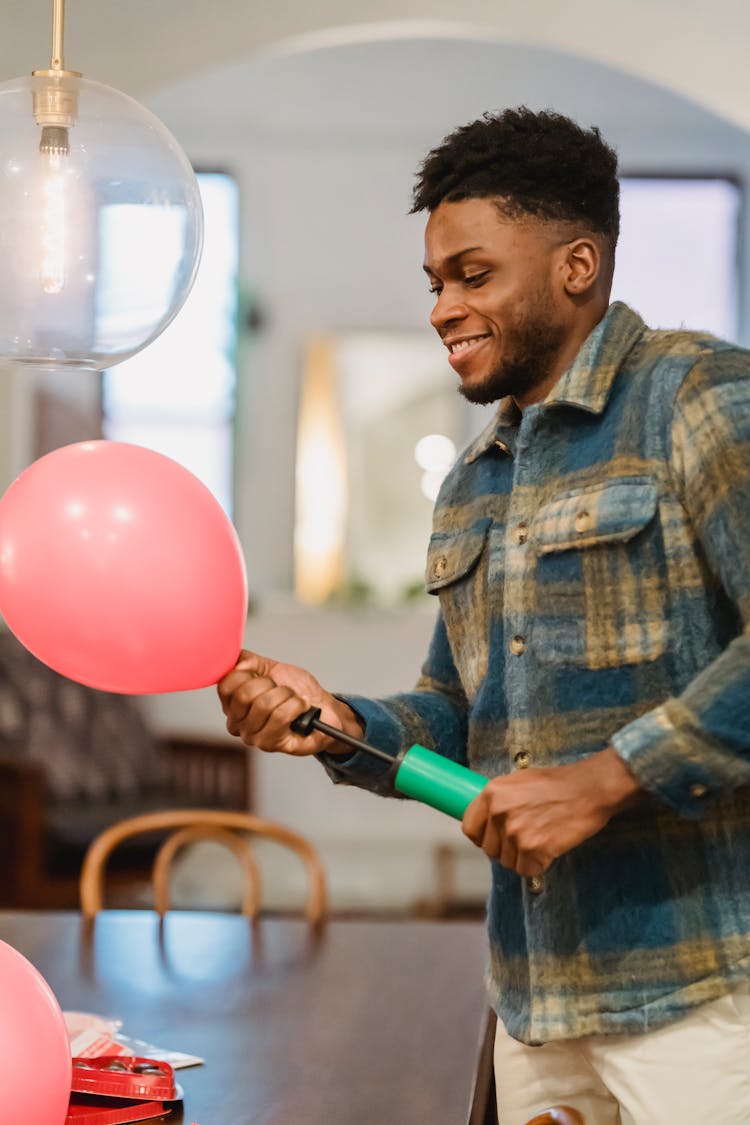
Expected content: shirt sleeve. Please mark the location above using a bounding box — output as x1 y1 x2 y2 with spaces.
611 348 750 816
317 608 469 796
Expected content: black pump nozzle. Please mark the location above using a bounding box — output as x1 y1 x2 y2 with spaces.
291 706 394 764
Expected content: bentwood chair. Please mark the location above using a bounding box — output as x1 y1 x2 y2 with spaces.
79 808 328 923
525 1110 584 1125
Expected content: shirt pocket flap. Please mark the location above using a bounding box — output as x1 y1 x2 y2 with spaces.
425 518 492 592
534 479 658 555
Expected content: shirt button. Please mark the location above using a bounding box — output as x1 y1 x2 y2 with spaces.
574 510 591 534
510 635 526 656
514 750 531 769
689 782 708 799
527 876 544 895
432 556 448 579
515 523 528 545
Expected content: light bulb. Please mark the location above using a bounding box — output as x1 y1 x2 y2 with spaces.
39 144 66 295
414 433 457 472
32 73 77 299
0 74 203 371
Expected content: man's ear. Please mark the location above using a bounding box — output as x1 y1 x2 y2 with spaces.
562 237 602 296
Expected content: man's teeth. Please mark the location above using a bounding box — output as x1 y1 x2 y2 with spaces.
450 337 485 354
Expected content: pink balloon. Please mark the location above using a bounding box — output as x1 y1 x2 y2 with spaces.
0 441 247 693
0 940 71 1123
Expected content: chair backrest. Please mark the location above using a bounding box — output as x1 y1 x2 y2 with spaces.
524 1109 585 1125
79 808 327 923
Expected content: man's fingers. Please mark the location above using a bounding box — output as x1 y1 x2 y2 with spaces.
463 795 512 864
221 675 278 733
464 804 526 873
462 790 490 846
217 667 259 712
498 836 517 870
225 681 296 739
515 853 551 878
481 821 505 863
242 688 308 742
217 651 275 702
462 785 556 875
233 650 274 675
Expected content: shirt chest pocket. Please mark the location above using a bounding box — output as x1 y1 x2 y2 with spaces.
531 478 668 668
425 518 492 699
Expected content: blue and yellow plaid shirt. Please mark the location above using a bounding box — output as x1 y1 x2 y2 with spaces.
323 301 750 1043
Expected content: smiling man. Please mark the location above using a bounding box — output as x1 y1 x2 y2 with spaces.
218 108 750 1123
423 200 606 410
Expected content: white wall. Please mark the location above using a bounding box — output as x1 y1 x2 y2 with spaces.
4 5 750 137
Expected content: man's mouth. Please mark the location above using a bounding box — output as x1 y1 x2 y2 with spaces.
445 335 490 354
445 335 491 368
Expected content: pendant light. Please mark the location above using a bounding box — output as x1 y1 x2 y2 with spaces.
0 0 204 372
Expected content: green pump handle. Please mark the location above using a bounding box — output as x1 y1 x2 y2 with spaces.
291 707 488 820
393 742 488 819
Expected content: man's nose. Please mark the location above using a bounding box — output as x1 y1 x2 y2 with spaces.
430 288 466 332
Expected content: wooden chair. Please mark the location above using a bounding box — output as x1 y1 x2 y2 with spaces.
79 808 328 923
525 1110 584 1125
0 624 253 909
467 1008 498 1124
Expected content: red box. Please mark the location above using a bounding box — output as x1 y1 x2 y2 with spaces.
67 1055 181 1124
71 1057 176 1101
66 1097 168 1124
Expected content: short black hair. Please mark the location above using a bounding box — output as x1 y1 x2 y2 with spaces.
411 106 620 249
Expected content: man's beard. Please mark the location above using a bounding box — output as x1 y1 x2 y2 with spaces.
458 312 567 406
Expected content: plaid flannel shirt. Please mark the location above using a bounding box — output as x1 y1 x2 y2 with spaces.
322 301 750 1043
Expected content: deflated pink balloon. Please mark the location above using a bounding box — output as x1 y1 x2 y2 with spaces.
0 441 247 693
0 941 71 1124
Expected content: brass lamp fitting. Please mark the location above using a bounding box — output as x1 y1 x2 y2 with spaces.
31 0 82 154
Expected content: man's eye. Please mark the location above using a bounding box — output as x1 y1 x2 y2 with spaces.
428 284 442 296
464 271 489 287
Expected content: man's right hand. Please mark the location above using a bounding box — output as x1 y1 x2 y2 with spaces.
216 649 364 756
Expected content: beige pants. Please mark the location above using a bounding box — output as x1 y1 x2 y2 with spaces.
494 983 750 1124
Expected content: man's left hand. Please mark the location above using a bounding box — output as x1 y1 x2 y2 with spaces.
462 746 642 876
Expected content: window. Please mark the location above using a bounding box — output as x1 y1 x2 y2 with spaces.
102 172 239 515
613 176 740 341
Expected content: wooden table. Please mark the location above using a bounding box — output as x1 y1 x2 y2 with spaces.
0 911 491 1125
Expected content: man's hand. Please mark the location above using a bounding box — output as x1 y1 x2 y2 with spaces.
462 747 642 876
217 650 364 756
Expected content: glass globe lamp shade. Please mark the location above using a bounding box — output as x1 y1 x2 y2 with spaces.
0 74 203 372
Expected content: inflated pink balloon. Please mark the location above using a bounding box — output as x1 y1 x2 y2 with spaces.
0 441 247 693
0 941 71 1123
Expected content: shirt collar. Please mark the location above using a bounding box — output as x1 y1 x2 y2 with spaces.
463 302 646 464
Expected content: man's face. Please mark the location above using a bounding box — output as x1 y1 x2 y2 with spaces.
423 197 570 406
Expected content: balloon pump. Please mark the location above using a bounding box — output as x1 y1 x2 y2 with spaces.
291 707 488 820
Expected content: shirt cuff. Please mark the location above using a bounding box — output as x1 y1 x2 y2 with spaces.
611 701 721 818
315 695 402 795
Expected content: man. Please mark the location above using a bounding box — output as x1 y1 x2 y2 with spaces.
218 108 750 1123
